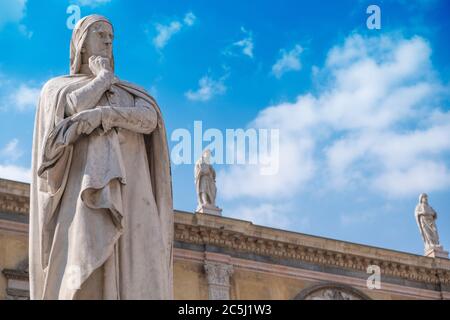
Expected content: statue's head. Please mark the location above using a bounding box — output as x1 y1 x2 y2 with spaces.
70 15 114 75
419 193 428 205
81 20 113 61
202 149 212 164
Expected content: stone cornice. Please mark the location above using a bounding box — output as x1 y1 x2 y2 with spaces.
1 177 449 287
0 219 28 234
0 179 30 197
0 179 30 215
2 269 29 281
0 193 29 215
174 210 450 286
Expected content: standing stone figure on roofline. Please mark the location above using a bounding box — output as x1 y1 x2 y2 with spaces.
195 149 222 216
414 193 447 258
29 15 174 299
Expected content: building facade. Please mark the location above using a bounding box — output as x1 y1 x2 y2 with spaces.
0 178 449 300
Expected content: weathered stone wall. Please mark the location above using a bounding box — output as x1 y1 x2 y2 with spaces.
0 233 28 300
1 178 449 300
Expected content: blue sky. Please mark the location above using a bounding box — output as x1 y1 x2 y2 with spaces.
0 0 449 256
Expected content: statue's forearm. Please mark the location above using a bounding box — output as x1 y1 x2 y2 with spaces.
100 98 158 134
66 71 114 114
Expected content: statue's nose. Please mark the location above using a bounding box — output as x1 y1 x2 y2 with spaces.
104 35 113 46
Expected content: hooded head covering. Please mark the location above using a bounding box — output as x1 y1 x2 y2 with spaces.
70 14 114 75
418 193 428 204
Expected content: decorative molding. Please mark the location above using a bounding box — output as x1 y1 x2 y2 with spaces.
2 268 29 281
174 248 444 300
0 193 29 215
1 178 450 298
294 282 371 300
174 214 450 288
0 179 30 215
2 266 29 300
0 219 28 235
204 261 233 300
0 179 30 196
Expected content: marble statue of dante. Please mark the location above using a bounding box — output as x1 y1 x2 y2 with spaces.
415 193 440 250
29 15 173 299
195 149 217 211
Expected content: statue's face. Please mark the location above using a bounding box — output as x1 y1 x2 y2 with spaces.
82 21 113 60
421 195 428 204
203 150 211 164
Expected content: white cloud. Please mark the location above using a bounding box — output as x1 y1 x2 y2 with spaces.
8 83 40 111
272 44 303 78
185 75 226 102
75 0 111 7
0 164 31 182
226 202 306 231
219 34 450 201
153 21 182 49
230 27 254 58
0 139 23 161
372 161 450 197
219 132 315 200
0 0 26 29
183 12 196 26
152 12 196 49
0 139 29 183
0 75 41 112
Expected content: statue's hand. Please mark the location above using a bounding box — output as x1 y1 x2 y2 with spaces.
72 108 102 135
89 55 113 79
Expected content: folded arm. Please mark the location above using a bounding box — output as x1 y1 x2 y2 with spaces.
66 70 115 115
100 97 158 134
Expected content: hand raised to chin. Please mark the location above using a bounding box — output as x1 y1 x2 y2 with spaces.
89 55 113 78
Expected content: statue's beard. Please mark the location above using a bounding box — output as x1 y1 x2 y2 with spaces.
82 49 113 61
97 49 113 59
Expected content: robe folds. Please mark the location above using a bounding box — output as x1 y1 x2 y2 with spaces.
195 163 216 205
415 203 439 249
29 75 173 300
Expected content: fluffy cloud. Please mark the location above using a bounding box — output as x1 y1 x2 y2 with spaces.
0 139 30 183
272 44 303 78
0 81 40 111
152 12 196 49
225 27 254 58
226 202 309 231
0 164 31 182
185 75 226 102
8 83 40 111
219 130 315 199
219 34 450 201
0 139 23 161
183 12 196 26
0 0 26 29
153 21 182 49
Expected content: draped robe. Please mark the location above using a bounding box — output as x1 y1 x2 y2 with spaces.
29 74 173 300
415 202 440 249
195 161 217 207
